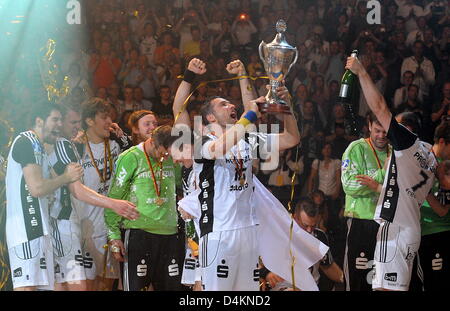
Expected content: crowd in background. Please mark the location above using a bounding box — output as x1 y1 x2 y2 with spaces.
1 0 450 290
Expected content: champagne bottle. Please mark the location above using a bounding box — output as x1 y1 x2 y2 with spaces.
338 50 359 136
185 219 199 257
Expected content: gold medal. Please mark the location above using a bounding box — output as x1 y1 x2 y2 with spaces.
240 177 245 186
155 197 164 206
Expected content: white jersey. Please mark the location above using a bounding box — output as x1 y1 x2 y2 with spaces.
374 118 437 231
6 131 51 247
194 132 273 237
47 137 83 220
77 139 122 236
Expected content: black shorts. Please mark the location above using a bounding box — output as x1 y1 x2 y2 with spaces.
414 230 450 291
120 229 186 291
344 218 379 291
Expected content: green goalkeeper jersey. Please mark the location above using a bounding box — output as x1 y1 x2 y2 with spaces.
105 143 179 240
341 138 389 220
421 158 450 236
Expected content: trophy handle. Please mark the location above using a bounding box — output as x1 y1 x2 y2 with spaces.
287 47 299 76
258 41 267 72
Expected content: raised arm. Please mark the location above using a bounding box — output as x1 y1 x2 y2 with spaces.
173 58 206 127
226 59 257 117
345 56 392 132
275 86 301 151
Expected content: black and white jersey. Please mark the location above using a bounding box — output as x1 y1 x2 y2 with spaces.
193 132 274 237
310 228 333 284
5 131 51 247
374 118 437 231
47 137 83 220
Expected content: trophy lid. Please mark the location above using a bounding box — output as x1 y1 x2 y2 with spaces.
266 20 295 50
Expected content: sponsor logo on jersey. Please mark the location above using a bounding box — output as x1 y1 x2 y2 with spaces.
83 253 93 269
116 167 128 187
13 268 22 278
40 258 47 269
384 273 397 282
75 250 84 266
137 259 147 277
217 259 229 278
184 258 196 270
342 159 350 169
253 264 260 282
168 259 179 277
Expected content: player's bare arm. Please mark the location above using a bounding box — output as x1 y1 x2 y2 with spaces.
173 58 206 127
226 59 257 116
345 56 392 132
68 181 139 220
23 162 83 197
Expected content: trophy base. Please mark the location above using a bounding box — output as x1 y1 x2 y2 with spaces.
259 102 291 115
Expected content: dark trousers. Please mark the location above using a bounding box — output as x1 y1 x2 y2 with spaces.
410 230 450 291
120 229 186 291
343 218 379 291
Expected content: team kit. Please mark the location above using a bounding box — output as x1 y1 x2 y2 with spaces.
4 34 450 291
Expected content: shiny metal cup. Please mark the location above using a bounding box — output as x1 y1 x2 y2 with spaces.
259 20 298 114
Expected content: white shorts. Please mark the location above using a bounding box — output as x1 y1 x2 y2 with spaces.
372 221 420 291
199 226 259 291
181 246 200 286
81 234 120 280
50 217 86 284
8 235 55 290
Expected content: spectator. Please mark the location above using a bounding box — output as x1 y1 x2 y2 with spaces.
183 26 202 59
393 70 424 109
134 86 153 111
401 40 436 98
154 32 180 66
89 40 121 89
231 13 257 52
152 85 174 125
139 22 158 67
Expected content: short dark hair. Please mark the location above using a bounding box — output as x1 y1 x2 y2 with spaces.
152 125 179 149
59 98 81 118
81 97 110 130
397 111 421 134
200 96 221 125
367 111 382 127
29 100 61 129
294 197 319 218
434 120 450 144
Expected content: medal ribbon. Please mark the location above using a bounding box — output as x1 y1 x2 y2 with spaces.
84 134 113 184
143 142 163 197
365 138 390 170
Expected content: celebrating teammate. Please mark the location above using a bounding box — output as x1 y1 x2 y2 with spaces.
47 100 138 291
105 125 185 291
5 101 83 291
345 56 450 291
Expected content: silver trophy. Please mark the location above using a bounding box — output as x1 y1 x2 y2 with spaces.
259 20 298 114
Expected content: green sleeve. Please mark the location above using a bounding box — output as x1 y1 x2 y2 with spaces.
341 144 377 197
105 152 137 240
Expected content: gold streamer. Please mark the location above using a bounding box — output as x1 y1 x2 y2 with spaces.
39 39 70 102
287 145 301 290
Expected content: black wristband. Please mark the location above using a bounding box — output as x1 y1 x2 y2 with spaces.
183 69 196 84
